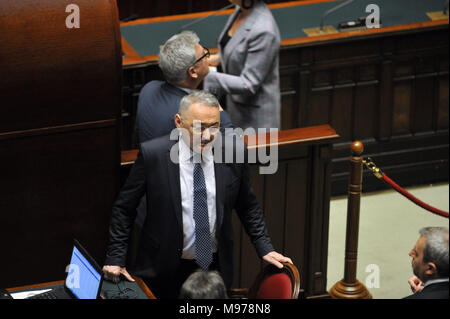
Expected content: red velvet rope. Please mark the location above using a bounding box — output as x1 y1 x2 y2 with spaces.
381 174 449 218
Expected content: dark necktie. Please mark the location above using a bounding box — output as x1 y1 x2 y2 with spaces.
193 162 213 269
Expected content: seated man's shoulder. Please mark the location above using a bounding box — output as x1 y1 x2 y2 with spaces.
139 80 185 105
404 282 449 299
140 80 165 94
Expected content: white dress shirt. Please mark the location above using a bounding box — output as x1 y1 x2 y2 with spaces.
178 137 217 260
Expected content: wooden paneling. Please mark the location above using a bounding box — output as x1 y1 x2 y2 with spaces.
392 79 412 135
438 73 449 130
0 0 122 288
278 26 449 195
0 127 118 287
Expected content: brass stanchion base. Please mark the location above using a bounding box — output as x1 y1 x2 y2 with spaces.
329 279 373 299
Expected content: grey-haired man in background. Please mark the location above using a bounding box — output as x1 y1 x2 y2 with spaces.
405 226 449 299
135 30 233 145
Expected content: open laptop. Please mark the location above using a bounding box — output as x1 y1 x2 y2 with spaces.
26 239 103 299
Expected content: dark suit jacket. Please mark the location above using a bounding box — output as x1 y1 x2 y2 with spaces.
104 134 274 297
404 281 449 299
135 80 233 145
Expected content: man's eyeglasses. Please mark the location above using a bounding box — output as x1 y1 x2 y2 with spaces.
192 46 210 66
187 119 220 135
192 124 220 135
180 118 220 135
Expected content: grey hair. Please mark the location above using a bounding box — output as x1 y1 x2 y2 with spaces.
179 90 220 117
419 226 449 277
179 270 228 299
158 31 199 84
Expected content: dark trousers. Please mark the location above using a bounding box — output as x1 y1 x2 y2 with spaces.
143 253 220 299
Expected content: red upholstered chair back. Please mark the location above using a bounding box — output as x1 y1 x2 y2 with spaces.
256 272 293 299
248 262 300 299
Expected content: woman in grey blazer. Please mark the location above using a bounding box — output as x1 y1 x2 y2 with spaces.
203 0 281 132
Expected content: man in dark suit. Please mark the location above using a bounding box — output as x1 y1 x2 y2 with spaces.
135 30 233 145
405 226 448 299
134 31 234 228
103 91 291 298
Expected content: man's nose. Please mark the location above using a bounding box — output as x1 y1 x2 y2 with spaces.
202 128 211 140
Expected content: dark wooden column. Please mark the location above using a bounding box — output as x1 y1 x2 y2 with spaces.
329 141 372 299
0 0 122 288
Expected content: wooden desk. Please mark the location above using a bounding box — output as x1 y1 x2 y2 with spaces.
116 0 303 21
119 0 449 195
120 125 340 298
7 276 156 299
119 0 448 67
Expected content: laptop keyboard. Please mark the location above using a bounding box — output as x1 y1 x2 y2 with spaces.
26 290 59 299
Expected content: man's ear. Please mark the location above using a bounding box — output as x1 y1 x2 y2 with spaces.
187 65 198 79
174 114 182 128
425 262 438 276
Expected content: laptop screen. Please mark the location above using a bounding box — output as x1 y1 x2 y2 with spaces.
65 245 102 299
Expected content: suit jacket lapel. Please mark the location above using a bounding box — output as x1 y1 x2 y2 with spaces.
166 136 228 239
221 4 260 71
166 141 183 231
219 5 239 49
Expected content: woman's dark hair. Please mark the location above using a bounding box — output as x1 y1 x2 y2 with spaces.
242 0 269 10
242 0 254 10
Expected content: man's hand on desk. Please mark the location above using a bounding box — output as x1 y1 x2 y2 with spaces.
102 265 135 283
